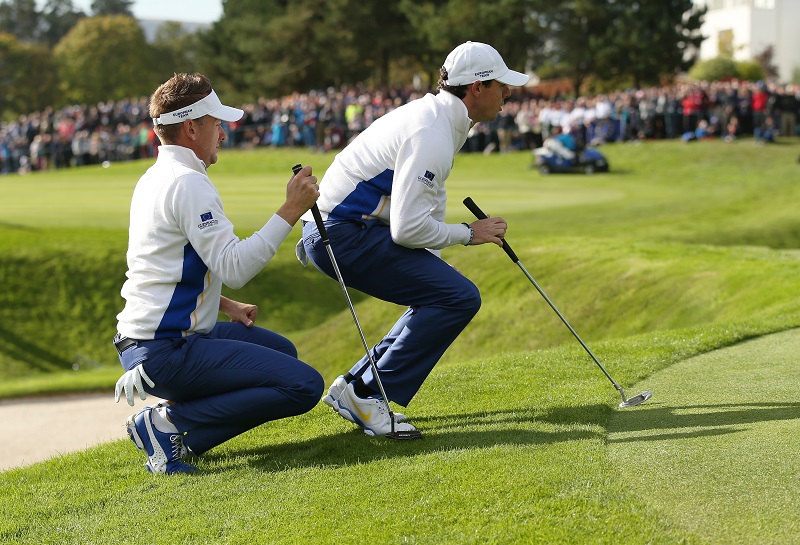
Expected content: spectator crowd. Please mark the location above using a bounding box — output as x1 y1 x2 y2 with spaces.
1 79 798 175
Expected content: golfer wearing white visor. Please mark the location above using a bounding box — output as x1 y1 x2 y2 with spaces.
114 72 323 474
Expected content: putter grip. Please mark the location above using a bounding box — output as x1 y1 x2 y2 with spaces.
292 163 329 244
462 197 518 263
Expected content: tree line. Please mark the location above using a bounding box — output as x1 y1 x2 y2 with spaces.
0 0 708 120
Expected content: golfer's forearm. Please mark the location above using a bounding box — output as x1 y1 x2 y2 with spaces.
219 295 235 315
276 203 307 226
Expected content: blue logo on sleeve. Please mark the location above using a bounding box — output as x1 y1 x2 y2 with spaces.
417 170 436 189
198 211 218 229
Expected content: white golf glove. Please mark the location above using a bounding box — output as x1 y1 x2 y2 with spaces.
114 364 155 406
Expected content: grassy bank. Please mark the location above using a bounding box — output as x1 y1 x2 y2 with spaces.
1 138 800 543
2 140 799 392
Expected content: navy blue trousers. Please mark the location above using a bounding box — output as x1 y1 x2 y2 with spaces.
302 219 481 406
118 322 323 455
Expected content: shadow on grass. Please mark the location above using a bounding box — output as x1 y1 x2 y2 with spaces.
602 401 800 443
0 222 37 230
196 401 800 472
0 325 70 373
204 406 602 474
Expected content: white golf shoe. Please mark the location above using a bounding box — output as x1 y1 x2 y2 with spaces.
322 375 407 423
335 382 417 437
125 406 196 475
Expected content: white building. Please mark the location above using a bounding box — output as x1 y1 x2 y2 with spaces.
694 0 800 83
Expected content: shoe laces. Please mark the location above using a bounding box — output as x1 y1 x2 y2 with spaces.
169 433 186 460
369 395 388 417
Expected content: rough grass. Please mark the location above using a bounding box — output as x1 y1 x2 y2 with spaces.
1 139 800 543
3 140 799 389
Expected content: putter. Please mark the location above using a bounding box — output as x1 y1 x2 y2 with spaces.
293 164 422 439
463 197 652 409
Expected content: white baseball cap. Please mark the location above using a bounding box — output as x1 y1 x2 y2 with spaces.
443 41 530 87
153 90 244 126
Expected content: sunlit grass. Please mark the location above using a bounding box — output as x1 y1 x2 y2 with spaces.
1 139 800 543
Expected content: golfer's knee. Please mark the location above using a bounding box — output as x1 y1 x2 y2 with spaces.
284 342 299 359
274 338 299 358
295 368 325 413
457 282 482 316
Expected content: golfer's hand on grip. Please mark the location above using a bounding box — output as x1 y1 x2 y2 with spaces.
463 197 518 262
276 164 319 225
467 217 507 247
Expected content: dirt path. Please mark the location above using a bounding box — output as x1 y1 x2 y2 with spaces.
0 393 162 471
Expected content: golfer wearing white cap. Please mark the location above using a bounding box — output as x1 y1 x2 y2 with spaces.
299 42 529 437
114 72 323 474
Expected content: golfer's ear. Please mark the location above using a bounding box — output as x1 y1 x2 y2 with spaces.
182 119 197 140
469 80 483 96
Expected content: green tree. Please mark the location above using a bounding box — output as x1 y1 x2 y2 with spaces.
200 0 422 100
0 0 40 43
89 0 133 16
198 0 295 101
734 59 765 82
532 0 613 95
197 0 709 99
597 0 706 88
53 15 157 104
40 0 86 47
0 32 58 118
201 0 546 99
151 21 201 77
402 0 544 85
688 56 737 82
532 0 706 93
306 0 410 86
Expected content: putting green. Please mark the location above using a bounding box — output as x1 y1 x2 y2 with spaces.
607 328 800 543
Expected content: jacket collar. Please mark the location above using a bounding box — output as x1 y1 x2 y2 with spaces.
156 145 208 173
434 90 472 145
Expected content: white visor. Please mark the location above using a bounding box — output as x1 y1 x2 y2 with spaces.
152 90 244 126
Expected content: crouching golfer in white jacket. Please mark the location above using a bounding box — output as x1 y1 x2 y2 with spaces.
114 72 322 474
299 42 529 437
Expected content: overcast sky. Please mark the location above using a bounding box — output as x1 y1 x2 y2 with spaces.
41 0 223 24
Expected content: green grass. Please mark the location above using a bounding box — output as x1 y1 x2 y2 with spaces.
5 140 799 387
608 328 800 543
1 138 800 543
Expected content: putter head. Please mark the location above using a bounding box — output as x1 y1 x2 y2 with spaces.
386 430 423 440
619 390 653 408
384 410 423 440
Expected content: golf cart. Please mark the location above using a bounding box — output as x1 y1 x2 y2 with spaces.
533 145 609 175
532 126 609 175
